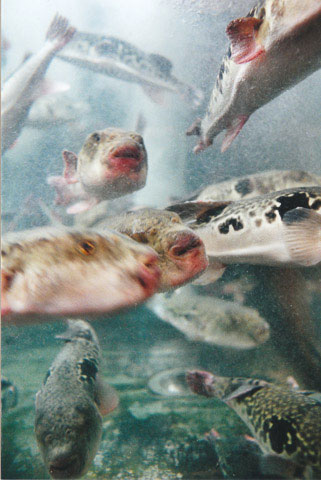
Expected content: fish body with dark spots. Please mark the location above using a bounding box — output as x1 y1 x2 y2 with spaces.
193 170 321 202
167 187 321 280
57 31 203 107
1 226 160 319
150 285 270 348
97 207 208 291
1 14 76 154
35 319 119 479
47 127 148 215
188 0 321 152
187 370 321 475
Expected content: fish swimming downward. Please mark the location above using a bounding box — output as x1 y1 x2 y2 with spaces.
1 14 75 154
150 285 270 349
187 0 321 152
35 319 119 479
47 127 148 214
1 227 160 319
190 169 321 202
57 31 203 107
187 370 321 477
167 187 321 282
97 208 208 291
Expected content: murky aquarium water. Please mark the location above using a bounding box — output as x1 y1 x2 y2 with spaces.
1 0 321 478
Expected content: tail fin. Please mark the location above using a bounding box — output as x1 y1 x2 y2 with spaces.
46 13 76 52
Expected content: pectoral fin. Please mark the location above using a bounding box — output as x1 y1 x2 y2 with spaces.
94 375 119 416
259 454 306 479
221 115 248 152
283 208 321 266
224 383 265 402
226 17 265 64
62 150 78 184
166 201 231 224
66 198 99 214
192 261 226 285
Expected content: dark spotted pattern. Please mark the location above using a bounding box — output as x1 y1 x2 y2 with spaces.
276 192 311 219
218 217 244 234
78 358 98 383
312 199 321 210
263 416 297 455
235 178 253 197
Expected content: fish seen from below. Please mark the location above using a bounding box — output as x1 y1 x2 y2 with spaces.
150 285 270 349
187 0 321 152
1 14 75 154
57 31 203 107
47 127 148 214
35 319 118 479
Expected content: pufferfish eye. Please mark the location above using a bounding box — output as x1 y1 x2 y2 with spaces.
77 240 96 255
91 133 101 142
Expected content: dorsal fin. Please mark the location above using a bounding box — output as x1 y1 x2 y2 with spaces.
166 201 231 225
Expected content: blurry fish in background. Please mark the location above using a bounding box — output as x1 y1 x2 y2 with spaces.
168 187 321 283
187 370 321 477
25 93 90 130
187 0 321 152
205 429 264 479
164 0 257 17
1 377 18 412
1 14 76 154
35 319 118 479
47 127 148 214
150 285 270 348
57 31 203 107
1 35 11 67
188 169 321 203
98 208 208 291
148 367 195 397
1 226 160 319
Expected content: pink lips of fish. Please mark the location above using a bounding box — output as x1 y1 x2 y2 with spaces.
105 142 145 185
1 229 161 320
166 231 209 288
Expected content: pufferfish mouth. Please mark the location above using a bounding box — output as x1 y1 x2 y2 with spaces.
49 454 81 479
108 144 143 173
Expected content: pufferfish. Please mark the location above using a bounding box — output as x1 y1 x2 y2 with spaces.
187 370 321 477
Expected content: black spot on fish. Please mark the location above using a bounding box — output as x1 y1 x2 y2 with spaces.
263 416 297 455
78 358 98 382
265 210 277 222
255 219 262 227
249 210 256 217
276 192 310 219
235 178 253 197
312 199 321 210
218 217 244 234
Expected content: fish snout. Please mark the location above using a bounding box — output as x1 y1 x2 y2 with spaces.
107 140 146 174
186 370 214 397
135 251 161 297
49 452 81 479
168 231 208 274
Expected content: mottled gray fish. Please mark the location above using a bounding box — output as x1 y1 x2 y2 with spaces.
1 377 18 412
192 170 321 202
167 187 321 282
187 370 321 475
35 319 118 479
1 14 75 153
47 127 148 214
1 226 160 319
97 208 208 291
150 285 270 348
26 93 90 129
187 0 321 152
57 31 203 107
